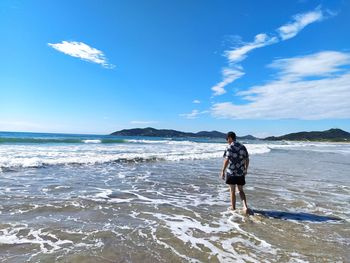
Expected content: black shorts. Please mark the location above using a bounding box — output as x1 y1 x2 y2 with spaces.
225 175 246 185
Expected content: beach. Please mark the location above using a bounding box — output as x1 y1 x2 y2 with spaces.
0 132 349 262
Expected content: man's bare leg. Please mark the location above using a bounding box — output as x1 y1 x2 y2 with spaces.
237 185 248 211
229 185 236 210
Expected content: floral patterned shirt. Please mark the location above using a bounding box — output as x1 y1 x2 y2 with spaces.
223 141 249 177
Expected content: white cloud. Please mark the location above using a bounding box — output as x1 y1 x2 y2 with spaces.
211 35 276 96
193 100 201 104
225 34 278 64
211 67 245 96
48 41 115 69
211 8 327 96
130 121 158 125
179 110 200 119
277 10 324 40
268 51 350 80
212 51 350 120
179 110 208 119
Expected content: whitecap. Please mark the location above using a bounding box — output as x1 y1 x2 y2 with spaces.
82 139 102 144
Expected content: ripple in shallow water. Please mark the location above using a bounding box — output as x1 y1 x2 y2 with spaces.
0 153 349 262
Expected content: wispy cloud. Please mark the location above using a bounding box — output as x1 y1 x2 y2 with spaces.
193 100 201 104
225 34 278 64
48 41 115 69
179 110 208 119
277 10 324 40
130 121 158 125
212 51 350 120
211 8 328 96
212 67 245 96
268 51 350 80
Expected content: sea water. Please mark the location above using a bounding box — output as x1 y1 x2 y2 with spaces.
0 132 349 262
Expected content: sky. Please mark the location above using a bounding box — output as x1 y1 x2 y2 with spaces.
0 0 349 137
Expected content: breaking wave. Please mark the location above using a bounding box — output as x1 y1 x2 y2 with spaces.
0 138 126 144
0 141 271 171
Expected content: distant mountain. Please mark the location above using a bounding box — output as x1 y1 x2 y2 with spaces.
264 129 350 142
110 127 258 140
111 127 194 137
110 128 350 141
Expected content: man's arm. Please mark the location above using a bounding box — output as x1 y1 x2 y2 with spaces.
221 158 229 179
244 157 249 176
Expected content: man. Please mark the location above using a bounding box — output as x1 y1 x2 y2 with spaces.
221 131 250 214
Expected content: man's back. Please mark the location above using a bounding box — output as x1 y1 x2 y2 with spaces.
223 141 249 177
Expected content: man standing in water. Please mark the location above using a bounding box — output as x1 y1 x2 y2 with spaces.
221 132 250 214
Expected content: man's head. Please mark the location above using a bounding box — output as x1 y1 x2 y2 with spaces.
226 131 236 144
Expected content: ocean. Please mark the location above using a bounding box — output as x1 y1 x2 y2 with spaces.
0 131 349 262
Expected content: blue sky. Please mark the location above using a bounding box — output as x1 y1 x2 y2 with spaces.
1 0 349 137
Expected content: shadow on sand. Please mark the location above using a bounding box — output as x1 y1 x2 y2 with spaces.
252 210 342 222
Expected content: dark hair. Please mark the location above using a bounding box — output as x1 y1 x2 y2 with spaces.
226 131 236 141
